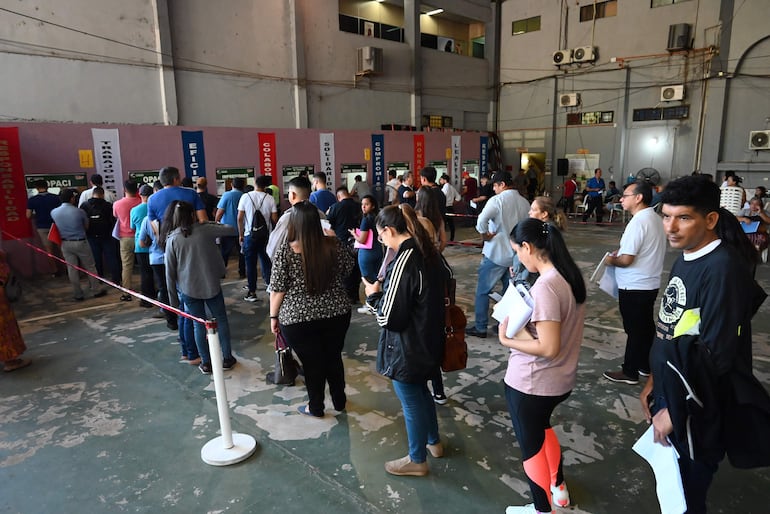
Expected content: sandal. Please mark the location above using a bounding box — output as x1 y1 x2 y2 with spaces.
4 358 31 372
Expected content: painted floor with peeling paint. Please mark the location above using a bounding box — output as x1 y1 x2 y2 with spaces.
3 220 770 514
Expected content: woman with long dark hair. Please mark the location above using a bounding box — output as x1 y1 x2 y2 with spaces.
269 201 354 417
500 218 586 514
350 194 383 314
161 200 237 374
363 204 448 477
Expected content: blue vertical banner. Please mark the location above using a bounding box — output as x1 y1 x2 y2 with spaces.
479 136 489 175
181 130 206 180
371 134 385 206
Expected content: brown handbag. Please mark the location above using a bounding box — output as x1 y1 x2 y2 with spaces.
441 278 468 372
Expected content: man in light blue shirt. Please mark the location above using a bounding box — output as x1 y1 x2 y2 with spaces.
50 188 107 301
215 177 246 277
467 172 530 338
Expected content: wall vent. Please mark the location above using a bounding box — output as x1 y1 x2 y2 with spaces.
749 130 770 150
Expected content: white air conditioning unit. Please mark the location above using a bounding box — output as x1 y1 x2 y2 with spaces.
660 85 685 102
356 46 383 74
552 49 573 65
749 130 770 150
573 46 596 63
559 93 580 107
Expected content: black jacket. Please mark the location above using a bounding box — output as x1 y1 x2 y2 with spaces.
371 238 447 383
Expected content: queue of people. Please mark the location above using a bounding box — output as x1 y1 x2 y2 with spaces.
13 167 770 514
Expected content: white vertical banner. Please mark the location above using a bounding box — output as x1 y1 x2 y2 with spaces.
91 128 124 198
319 132 336 190
451 135 462 188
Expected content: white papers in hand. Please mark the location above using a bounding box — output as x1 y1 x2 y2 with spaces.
469 200 477 209
599 265 619 299
492 283 534 338
589 252 611 283
632 425 686 514
320 219 331 231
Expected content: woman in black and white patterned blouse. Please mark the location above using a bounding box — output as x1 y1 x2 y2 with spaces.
269 201 354 418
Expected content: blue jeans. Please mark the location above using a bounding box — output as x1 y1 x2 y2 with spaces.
219 236 245 276
392 380 440 463
473 255 510 331
177 295 198 360
179 291 233 365
242 235 271 293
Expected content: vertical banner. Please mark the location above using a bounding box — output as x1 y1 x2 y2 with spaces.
258 132 276 183
0 127 33 239
413 134 425 175
319 132 336 190
181 130 206 181
371 134 385 206
451 135 462 189
91 128 124 199
479 136 489 176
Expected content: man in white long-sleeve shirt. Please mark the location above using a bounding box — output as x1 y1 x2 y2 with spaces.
466 171 530 338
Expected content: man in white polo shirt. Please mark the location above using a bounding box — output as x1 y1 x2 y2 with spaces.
603 180 667 384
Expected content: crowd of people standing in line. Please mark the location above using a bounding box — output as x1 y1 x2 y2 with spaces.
14 165 770 514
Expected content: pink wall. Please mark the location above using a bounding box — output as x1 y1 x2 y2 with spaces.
1 122 487 277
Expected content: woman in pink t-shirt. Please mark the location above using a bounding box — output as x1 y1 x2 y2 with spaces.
498 218 586 514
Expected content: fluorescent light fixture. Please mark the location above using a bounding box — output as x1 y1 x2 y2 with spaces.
425 8 444 15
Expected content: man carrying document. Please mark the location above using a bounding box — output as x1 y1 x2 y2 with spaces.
466 172 530 338
602 180 667 385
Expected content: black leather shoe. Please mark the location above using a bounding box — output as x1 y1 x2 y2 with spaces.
466 327 487 338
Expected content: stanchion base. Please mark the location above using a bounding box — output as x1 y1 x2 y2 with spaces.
201 433 257 466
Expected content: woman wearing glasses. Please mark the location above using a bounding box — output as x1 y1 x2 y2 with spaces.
363 204 449 477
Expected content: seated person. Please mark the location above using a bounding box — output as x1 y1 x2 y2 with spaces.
737 196 770 251
604 181 621 203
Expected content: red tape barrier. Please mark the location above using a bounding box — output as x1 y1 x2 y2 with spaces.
2 229 208 326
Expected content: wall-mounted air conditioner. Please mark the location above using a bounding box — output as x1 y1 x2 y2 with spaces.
749 130 770 150
660 85 685 102
573 46 596 63
356 46 383 74
552 49 573 65
559 93 580 107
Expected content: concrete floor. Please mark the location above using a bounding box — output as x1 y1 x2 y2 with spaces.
3 220 770 514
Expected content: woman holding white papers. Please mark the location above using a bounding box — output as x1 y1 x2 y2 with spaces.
499 219 586 514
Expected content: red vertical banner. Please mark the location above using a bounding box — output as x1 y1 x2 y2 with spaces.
0 127 32 240
413 134 425 175
258 132 276 183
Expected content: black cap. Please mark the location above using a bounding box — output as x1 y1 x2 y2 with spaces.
139 184 154 196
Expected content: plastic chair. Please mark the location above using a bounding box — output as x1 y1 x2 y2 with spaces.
575 195 589 218
720 186 744 216
608 203 627 223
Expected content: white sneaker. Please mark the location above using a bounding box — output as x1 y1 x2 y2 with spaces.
550 482 570 508
505 504 552 514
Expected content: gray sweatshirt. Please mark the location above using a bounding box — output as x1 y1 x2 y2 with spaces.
165 222 236 306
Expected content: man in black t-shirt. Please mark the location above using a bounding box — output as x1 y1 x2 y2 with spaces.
81 187 121 284
326 186 362 303
641 175 768 513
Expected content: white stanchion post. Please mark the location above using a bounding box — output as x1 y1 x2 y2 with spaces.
200 319 257 466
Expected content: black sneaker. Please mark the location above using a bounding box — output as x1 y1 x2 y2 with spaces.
466 327 487 338
166 321 179 331
433 394 448 405
93 290 107 298
603 370 638 385
198 362 212 375
222 356 237 370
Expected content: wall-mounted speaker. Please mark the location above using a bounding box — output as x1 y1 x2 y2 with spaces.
557 158 569 176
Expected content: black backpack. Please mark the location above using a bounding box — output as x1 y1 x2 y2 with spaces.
249 193 269 245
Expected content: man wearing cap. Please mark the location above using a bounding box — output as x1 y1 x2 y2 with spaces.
466 172 530 338
471 173 494 214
